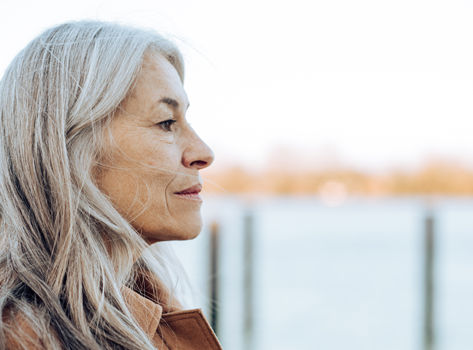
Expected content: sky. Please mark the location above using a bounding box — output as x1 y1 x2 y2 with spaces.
1 0 473 172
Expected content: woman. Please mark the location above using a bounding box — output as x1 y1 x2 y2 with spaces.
0 21 221 349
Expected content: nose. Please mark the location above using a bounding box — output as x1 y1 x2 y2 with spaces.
182 129 214 170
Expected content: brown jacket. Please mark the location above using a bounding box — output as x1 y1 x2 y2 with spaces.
5 288 222 350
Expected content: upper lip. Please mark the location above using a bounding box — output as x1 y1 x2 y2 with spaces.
174 184 202 194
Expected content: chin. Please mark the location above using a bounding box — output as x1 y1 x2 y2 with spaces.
176 229 201 241
171 212 204 241
176 220 203 240
141 219 203 243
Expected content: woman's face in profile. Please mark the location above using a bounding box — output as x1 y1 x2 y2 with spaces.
96 52 214 243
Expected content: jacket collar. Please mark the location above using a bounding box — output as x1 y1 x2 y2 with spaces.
122 286 223 349
122 286 163 339
121 269 182 339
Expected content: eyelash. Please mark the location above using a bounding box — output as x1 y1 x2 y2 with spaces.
156 119 177 132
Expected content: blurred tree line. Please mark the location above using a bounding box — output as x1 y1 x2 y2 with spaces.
204 160 473 196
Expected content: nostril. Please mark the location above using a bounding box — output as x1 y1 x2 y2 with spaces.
190 160 207 168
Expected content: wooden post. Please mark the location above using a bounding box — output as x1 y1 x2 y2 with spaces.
423 211 436 350
243 210 255 350
209 221 220 336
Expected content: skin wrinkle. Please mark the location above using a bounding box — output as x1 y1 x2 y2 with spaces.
163 173 176 223
129 176 173 227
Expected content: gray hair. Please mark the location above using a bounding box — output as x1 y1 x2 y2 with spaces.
0 21 184 349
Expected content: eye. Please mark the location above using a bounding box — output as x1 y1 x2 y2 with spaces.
156 119 177 132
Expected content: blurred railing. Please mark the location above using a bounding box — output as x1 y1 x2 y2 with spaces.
423 209 436 350
207 201 440 350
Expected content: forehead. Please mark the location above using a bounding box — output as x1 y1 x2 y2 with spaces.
131 52 188 108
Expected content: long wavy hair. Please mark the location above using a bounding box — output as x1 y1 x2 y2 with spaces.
0 21 185 349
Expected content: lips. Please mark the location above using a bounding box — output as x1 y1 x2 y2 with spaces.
174 184 203 201
174 184 202 195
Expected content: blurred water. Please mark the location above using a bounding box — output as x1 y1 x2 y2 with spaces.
171 196 473 350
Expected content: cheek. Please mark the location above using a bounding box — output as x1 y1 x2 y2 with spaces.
111 128 179 174
139 142 182 184
97 134 181 211
96 161 173 224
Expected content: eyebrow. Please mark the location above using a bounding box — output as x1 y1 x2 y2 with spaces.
159 97 180 108
158 97 190 110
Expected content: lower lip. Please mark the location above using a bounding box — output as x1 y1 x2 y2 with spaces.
174 192 203 201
